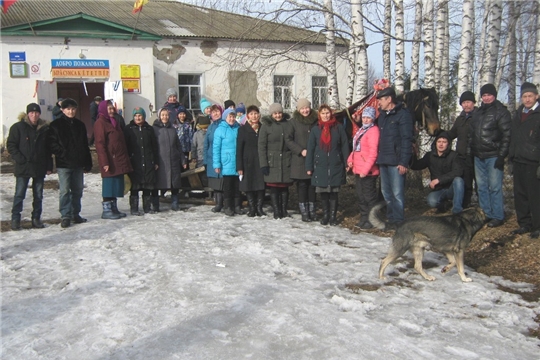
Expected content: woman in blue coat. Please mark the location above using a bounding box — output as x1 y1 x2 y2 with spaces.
306 105 350 226
213 109 241 216
204 104 224 212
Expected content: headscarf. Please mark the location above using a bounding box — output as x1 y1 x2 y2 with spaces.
318 105 337 152
98 100 117 129
132 107 146 120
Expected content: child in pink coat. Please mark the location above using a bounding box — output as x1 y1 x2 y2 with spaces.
347 106 380 229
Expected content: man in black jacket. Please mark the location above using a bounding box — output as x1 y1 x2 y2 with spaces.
509 82 540 238
446 91 477 208
48 98 93 228
7 103 53 230
468 83 512 228
411 132 464 214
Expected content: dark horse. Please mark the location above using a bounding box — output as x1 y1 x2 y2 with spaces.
335 87 440 143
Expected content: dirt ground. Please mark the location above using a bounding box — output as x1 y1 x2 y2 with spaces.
2 150 539 306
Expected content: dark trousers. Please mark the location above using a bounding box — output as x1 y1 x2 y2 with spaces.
131 189 152 197
513 162 540 231
462 156 475 207
354 175 378 218
11 176 44 220
296 179 316 203
223 175 240 206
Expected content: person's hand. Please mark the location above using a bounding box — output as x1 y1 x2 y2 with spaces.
494 156 505 170
397 165 408 175
359 173 367 178
183 164 187 169
301 149 307 157
154 164 159 170
103 165 109 172
307 170 312 176
429 179 440 189
238 170 244 176
215 168 221 174
261 166 270 176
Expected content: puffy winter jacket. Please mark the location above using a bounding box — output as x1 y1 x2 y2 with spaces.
203 119 222 178
509 101 540 165
468 100 512 159
94 114 133 178
124 120 159 187
213 120 240 176
376 102 414 167
347 125 380 176
446 107 477 157
153 119 186 189
411 145 463 191
258 114 292 184
285 109 318 180
47 114 92 170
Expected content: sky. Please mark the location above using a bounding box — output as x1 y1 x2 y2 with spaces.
1 172 539 359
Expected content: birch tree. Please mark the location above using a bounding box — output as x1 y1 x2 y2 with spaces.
434 0 448 92
323 0 339 108
409 0 422 90
482 0 502 84
383 0 392 81
393 0 405 93
423 0 435 88
440 1 450 93
351 0 369 101
534 0 540 87
457 0 474 107
506 1 519 112
477 0 491 90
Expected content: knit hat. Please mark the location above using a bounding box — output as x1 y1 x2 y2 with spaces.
459 91 476 104
361 106 376 120
222 108 236 120
94 96 102 101
199 98 212 112
61 98 78 109
246 105 260 114
224 99 236 109
269 103 283 114
177 105 187 114
166 88 177 98
26 103 41 114
296 98 311 111
376 87 396 100
132 107 146 120
480 83 497 97
520 82 538 96
197 114 211 127
236 102 246 114
435 131 451 142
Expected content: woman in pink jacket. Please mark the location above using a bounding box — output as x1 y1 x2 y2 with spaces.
347 106 380 229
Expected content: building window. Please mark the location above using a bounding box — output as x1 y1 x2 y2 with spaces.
273 75 293 111
177 74 201 112
312 76 328 109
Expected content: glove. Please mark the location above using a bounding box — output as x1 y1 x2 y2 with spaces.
494 156 505 171
537 166 540 179
261 166 270 176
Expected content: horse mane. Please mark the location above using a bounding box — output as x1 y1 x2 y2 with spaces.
403 88 439 111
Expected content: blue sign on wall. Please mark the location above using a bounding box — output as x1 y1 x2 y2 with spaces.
51 59 110 68
9 52 26 62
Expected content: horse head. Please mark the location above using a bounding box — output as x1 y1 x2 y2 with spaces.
402 88 440 136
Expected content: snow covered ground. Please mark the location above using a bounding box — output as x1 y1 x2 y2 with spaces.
1 173 539 359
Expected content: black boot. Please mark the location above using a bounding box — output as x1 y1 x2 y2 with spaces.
223 198 235 216
281 189 290 217
171 194 180 211
130 195 141 216
11 214 21 231
270 188 281 219
308 202 317 221
320 197 330 226
212 192 224 213
256 190 266 216
246 192 256 217
299 203 310 222
111 198 127 217
102 201 122 220
151 196 160 213
32 217 45 228
234 197 246 215
142 195 153 214
329 198 339 226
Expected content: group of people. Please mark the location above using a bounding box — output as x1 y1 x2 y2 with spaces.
7 82 540 239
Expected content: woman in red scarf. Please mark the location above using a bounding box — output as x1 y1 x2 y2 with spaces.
94 100 132 220
305 105 350 225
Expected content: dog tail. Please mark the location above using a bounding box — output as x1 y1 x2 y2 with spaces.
369 202 387 230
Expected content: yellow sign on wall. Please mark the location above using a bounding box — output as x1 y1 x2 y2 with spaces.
123 79 141 93
120 65 141 79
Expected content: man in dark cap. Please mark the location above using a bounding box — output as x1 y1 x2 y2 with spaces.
509 82 540 238
446 90 478 208
468 83 512 228
7 103 53 230
48 98 93 228
376 86 414 227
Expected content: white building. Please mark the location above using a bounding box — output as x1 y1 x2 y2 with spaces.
0 0 348 144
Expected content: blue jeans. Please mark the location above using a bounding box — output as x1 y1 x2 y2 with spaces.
379 165 405 223
427 177 464 214
11 177 44 220
57 167 84 219
474 157 504 220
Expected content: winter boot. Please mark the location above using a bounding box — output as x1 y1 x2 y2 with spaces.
223 198 235 216
281 189 290 217
102 201 122 220
171 194 180 211
299 203 310 222
234 197 246 215
246 192 257 217
256 191 267 216
111 198 127 217
11 214 21 231
142 195 153 214
308 202 317 221
270 189 281 219
32 217 45 228
212 192 224 213
320 199 330 226
151 196 160 213
329 198 339 226
130 195 141 216
73 214 87 224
